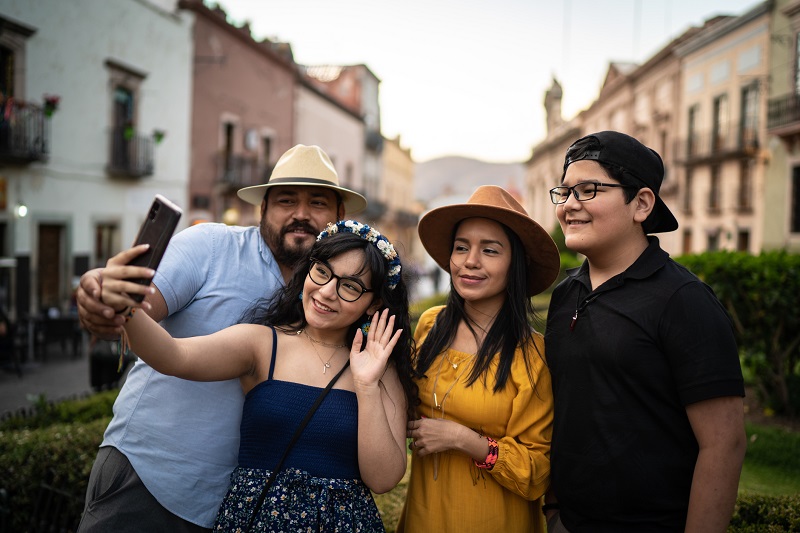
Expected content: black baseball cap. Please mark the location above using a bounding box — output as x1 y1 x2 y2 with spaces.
564 131 679 234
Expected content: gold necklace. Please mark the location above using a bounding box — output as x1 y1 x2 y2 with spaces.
428 351 475 481
298 328 347 348
430 351 475 417
302 330 345 374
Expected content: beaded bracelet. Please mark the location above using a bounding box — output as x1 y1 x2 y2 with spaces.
115 306 137 323
116 307 137 372
474 436 498 470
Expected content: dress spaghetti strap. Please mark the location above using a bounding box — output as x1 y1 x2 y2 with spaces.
267 326 278 381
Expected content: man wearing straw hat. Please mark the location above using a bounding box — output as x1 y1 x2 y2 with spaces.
75 145 366 532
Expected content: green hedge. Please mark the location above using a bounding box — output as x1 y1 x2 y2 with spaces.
676 251 800 415
0 390 118 531
0 390 118 431
0 418 109 531
2 392 798 531
729 494 800 532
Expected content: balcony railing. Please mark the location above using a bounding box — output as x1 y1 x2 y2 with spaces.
365 130 383 153
767 93 800 132
216 153 268 189
0 99 49 164
394 209 418 227
676 128 759 164
107 127 154 178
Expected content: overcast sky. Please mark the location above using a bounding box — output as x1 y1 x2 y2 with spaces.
213 0 760 162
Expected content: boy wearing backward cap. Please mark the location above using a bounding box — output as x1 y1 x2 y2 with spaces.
543 131 746 532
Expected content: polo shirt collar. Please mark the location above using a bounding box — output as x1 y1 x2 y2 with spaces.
565 236 669 290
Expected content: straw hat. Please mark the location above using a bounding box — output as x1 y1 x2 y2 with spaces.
418 185 560 296
237 144 367 214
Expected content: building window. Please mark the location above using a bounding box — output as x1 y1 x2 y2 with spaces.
687 105 699 157
738 160 753 212
0 15 35 100
712 94 728 152
737 229 750 252
792 166 800 233
106 59 151 177
709 165 721 213
795 32 800 95
707 230 720 252
0 45 14 98
262 136 272 164
94 223 120 268
683 169 693 213
345 163 353 188
192 195 210 209
740 83 759 149
682 229 693 255
223 121 235 180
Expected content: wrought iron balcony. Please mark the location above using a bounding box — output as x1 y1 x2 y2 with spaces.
0 99 49 164
216 153 267 189
107 127 154 178
767 93 800 134
365 130 383 153
675 128 759 165
394 209 418 227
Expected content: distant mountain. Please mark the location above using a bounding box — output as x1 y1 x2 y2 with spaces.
414 156 525 204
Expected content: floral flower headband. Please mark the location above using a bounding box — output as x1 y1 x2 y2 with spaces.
317 220 402 290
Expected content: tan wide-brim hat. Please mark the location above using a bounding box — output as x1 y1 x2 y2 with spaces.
418 185 560 296
237 144 367 215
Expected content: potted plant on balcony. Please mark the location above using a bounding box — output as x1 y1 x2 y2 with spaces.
43 94 60 117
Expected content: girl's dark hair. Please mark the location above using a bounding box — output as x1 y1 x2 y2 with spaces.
414 221 545 393
563 137 641 203
255 231 418 419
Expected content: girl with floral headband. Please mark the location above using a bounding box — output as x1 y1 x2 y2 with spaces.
99 220 416 532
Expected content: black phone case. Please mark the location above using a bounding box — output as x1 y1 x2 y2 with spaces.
127 194 182 302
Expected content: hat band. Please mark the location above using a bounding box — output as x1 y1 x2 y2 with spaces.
268 176 340 187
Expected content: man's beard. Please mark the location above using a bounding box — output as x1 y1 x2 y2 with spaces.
262 219 318 269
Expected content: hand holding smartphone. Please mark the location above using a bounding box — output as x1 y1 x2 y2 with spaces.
126 194 183 302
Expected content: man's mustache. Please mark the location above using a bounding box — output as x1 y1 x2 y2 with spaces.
281 223 317 238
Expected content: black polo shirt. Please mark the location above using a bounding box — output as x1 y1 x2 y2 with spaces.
545 237 744 532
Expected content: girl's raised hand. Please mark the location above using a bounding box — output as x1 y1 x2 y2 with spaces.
100 244 156 313
349 308 402 389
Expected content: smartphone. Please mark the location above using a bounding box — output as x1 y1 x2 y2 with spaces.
126 194 183 302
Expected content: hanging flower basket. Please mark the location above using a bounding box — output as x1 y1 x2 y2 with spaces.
43 94 60 117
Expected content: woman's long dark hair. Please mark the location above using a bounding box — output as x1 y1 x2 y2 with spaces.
414 222 544 393
255 231 418 420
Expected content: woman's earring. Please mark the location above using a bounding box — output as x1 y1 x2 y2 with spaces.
298 291 303 301
360 320 371 337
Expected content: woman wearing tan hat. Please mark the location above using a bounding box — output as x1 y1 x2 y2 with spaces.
400 185 560 532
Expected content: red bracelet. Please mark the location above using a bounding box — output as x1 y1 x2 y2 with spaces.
474 436 498 470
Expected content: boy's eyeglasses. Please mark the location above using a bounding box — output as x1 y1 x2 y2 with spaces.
549 182 636 204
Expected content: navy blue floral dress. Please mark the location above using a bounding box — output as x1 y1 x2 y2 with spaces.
213 328 384 532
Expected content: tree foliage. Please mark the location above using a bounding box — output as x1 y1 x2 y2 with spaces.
677 251 800 415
